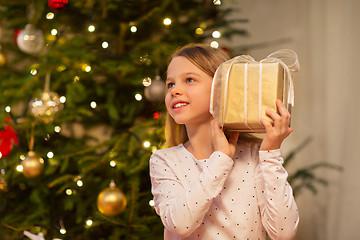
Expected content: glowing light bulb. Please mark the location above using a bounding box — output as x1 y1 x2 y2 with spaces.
77 179 83 187
142 77 152 87
84 65 91 72
213 0 221 5
47 152 54 158
86 219 93 226
60 96 66 103
5 106 11 112
149 199 155 207
102 41 109 48
110 160 116 167
212 30 221 39
135 93 142 101
163 18 172 26
88 25 95 32
73 76 80 82
20 155 25 160
16 164 23 172
30 69 37 75
143 141 151 148
66 189 72 195
195 28 204 35
60 228 66 234
54 126 61 133
51 29 58 36
90 101 97 109
130 26 137 32
210 41 219 49
46 12 55 19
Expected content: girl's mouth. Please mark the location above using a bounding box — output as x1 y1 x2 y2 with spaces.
173 102 189 109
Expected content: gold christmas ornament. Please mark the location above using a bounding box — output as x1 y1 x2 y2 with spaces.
0 26 7 66
0 51 6 67
97 180 127 216
21 151 44 178
30 90 64 123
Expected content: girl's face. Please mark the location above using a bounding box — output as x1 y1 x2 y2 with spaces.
165 56 213 126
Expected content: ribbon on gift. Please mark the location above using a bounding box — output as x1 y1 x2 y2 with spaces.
210 49 300 128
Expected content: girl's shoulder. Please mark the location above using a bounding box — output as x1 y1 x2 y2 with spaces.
151 144 184 160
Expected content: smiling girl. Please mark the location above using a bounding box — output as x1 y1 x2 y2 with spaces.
149 44 299 240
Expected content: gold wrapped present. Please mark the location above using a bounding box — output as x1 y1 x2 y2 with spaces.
210 49 299 133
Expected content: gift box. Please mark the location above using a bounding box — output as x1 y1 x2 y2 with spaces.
210 49 299 133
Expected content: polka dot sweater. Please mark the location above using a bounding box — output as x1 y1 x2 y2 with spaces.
149 142 299 240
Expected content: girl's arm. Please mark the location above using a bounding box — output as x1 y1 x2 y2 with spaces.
150 150 233 238
255 149 299 240
256 99 299 240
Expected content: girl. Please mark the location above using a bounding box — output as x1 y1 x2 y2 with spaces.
149 44 299 240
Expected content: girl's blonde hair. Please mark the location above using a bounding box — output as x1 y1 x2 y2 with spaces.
165 44 229 147
164 43 260 147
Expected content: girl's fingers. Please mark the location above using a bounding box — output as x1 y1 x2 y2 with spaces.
260 117 273 132
265 109 281 123
265 100 291 129
276 99 291 120
211 119 227 145
260 101 293 151
211 119 222 137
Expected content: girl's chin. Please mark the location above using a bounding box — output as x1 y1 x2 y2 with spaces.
173 119 186 125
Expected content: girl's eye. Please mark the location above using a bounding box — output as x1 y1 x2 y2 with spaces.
167 82 175 88
186 78 195 83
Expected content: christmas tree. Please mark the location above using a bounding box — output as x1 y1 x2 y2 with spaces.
0 0 246 239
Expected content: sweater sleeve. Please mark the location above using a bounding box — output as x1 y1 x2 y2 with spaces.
149 150 233 238
255 149 299 240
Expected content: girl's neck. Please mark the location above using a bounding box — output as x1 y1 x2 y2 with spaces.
184 120 214 160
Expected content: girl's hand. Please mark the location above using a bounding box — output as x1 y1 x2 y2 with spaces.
211 119 239 158
260 99 293 151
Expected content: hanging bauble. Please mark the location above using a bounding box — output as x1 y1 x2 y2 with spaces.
144 75 166 103
48 0 69 11
97 180 127 216
0 50 6 67
16 24 45 56
29 91 64 123
21 151 44 178
0 122 19 158
0 169 8 192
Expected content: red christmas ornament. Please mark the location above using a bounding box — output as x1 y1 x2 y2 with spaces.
13 29 21 44
48 0 69 11
153 112 160 119
0 120 18 158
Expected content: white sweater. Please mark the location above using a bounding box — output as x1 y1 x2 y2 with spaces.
149 142 299 240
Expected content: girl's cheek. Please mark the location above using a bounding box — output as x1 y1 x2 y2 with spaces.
165 94 172 110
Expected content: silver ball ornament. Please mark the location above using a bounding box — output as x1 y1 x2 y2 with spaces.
17 24 45 56
144 76 166 103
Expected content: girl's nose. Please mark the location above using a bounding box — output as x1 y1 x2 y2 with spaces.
170 85 183 96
